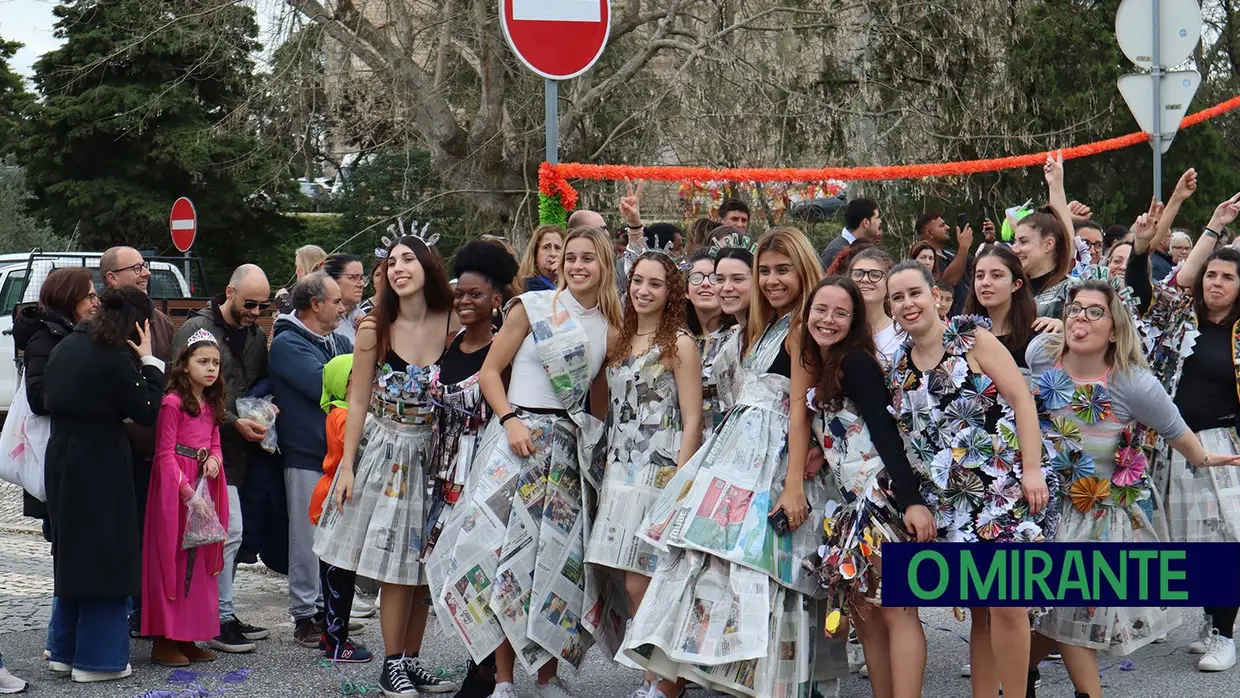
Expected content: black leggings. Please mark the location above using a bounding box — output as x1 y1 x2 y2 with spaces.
1205 606 1239 639
320 561 356 649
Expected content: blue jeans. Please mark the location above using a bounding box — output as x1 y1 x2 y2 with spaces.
219 485 243 621
48 596 130 672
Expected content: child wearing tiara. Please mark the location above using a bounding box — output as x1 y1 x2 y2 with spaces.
142 329 229 667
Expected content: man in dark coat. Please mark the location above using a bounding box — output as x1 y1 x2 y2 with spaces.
171 264 271 652
100 245 174 636
43 286 164 681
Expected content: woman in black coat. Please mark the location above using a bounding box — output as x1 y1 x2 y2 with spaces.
43 285 164 682
13 267 99 533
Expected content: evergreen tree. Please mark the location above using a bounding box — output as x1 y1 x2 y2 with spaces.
19 0 296 276
0 31 34 159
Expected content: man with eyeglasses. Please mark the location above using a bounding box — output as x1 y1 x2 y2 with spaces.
172 264 274 653
100 246 176 639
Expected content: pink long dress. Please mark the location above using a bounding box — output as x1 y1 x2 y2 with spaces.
140 393 228 641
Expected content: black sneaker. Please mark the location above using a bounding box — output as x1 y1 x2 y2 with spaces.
453 660 496 698
128 611 142 639
210 620 257 654
322 639 374 664
405 656 459 694
231 616 270 641
380 655 418 696
294 617 324 649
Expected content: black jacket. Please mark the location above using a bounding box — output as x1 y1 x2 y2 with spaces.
12 305 74 520
44 326 164 599
171 298 269 486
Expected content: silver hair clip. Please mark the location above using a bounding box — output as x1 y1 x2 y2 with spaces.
708 232 758 257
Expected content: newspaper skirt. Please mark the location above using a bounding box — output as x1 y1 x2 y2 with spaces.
1162 427 1240 542
424 412 602 674
313 415 434 586
621 550 848 698
1034 501 1180 655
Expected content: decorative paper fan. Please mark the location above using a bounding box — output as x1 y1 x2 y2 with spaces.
1068 476 1111 513
943 316 986 354
1071 383 1113 425
996 419 1020 449
929 448 953 490
1051 448 1096 481
981 445 1017 479
901 389 936 433
1112 447 1148 487
1049 416 1083 448
909 435 938 467
984 478 1021 509
1037 369 1075 411
1112 484 1142 508
945 470 985 509
945 396 986 431
951 427 994 468
961 374 998 403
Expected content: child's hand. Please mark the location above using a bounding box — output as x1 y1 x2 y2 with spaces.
204 456 220 479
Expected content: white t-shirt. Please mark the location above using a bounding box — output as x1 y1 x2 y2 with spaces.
874 322 903 363
508 291 609 410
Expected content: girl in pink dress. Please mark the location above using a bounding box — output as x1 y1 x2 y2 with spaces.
141 329 229 667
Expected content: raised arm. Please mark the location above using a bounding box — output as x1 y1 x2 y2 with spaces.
1176 192 1240 289
1148 169 1195 263
1126 204 1163 314
1043 152 1076 255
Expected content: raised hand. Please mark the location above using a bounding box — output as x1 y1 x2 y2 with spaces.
1173 168 1198 201
619 178 645 229
1208 192 1240 231
1131 199 1164 252
127 320 153 358
1043 150 1065 189
1068 201 1092 220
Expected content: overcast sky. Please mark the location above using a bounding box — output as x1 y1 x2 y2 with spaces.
2 0 61 79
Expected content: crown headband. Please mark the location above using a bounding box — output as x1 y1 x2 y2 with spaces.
375 217 437 259
187 328 218 346
643 240 693 273
708 232 758 257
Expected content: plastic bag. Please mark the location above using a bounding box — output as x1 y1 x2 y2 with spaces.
236 395 279 454
182 477 227 549
0 380 50 501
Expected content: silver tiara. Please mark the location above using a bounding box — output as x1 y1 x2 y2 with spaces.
646 240 693 273
187 328 217 346
376 217 438 259
708 232 757 256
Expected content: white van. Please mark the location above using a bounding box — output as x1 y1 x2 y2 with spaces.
0 252 193 413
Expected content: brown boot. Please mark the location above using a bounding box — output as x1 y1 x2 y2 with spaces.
178 642 217 663
152 637 190 667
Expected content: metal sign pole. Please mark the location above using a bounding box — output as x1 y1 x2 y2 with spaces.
545 78 559 165
1151 0 1163 200
184 251 192 294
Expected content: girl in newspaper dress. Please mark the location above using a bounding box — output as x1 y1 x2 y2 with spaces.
315 234 458 697
798 277 936 698
425 227 621 698
698 239 757 433
1026 280 1240 696
586 251 703 698
623 229 844 698
883 261 1055 698
424 241 519 696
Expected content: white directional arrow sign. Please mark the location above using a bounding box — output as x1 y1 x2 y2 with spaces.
1118 70 1201 153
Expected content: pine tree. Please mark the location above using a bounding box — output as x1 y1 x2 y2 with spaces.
19 0 296 272
0 31 34 159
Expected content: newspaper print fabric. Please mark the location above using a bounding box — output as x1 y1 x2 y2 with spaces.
586 345 684 576
314 415 435 585
423 365 489 561
1162 427 1240 542
640 314 829 592
803 403 908 626
520 291 608 488
425 412 600 673
886 316 1058 544
1031 367 1179 655
699 326 742 434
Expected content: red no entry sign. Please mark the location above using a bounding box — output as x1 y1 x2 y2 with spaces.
169 197 197 252
501 0 611 80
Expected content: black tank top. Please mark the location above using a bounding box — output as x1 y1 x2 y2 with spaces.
439 333 491 385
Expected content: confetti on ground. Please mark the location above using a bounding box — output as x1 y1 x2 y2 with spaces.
131 668 253 698
1120 659 1136 671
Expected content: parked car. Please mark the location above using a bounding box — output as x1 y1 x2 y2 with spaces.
0 252 193 413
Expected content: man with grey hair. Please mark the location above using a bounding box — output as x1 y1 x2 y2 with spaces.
172 264 273 653
268 272 351 647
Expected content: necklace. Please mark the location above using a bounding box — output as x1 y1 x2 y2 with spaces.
635 329 657 336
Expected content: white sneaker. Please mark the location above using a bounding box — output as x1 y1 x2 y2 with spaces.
1152 634 1169 644
71 663 132 683
1199 631 1237 672
1190 619 1214 654
859 663 869 678
47 660 70 674
626 683 652 698
0 668 27 694
536 677 576 698
961 663 971 677
493 682 520 698
353 592 377 619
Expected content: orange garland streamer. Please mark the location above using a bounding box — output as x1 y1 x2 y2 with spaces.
539 94 1240 206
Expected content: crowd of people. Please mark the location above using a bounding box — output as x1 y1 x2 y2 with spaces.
2 154 1240 698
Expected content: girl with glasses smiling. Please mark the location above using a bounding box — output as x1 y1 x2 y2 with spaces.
1025 279 1240 698
847 247 902 362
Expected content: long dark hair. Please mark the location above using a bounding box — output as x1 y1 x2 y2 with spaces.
685 248 733 335
609 251 686 366
371 235 453 360
1193 247 1240 329
801 276 876 412
89 286 153 348
967 245 1036 349
166 341 227 422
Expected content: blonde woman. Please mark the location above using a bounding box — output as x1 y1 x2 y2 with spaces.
426 227 620 698
625 228 841 698
519 225 566 292
275 245 329 314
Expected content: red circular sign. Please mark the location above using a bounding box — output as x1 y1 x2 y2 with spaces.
500 0 611 80
169 197 197 252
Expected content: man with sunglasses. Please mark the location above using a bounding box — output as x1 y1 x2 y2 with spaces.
172 264 273 654
101 246 177 640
